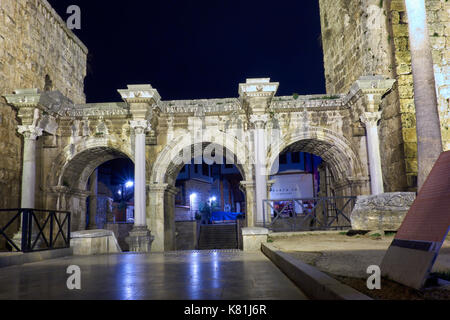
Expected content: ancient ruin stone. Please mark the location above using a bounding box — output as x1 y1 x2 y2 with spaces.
351 192 416 231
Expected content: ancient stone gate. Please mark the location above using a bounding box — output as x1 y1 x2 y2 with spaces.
4 76 397 252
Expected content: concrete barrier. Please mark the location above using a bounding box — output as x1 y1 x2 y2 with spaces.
261 243 372 300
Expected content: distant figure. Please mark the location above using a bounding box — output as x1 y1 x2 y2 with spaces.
224 204 231 213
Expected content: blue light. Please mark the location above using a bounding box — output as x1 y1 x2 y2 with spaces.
125 181 134 188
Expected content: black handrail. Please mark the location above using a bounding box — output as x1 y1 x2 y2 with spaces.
0 209 71 253
262 197 357 232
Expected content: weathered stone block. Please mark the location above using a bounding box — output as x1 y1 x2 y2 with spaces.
70 230 122 255
350 192 416 231
242 227 268 252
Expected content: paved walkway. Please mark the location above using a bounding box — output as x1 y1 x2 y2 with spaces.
0 250 308 300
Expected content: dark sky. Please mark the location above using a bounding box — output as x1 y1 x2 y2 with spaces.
48 0 325 103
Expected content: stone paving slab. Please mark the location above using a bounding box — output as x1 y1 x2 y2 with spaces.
0 250 308 300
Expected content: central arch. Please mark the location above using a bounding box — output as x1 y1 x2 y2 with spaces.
149 130 254 252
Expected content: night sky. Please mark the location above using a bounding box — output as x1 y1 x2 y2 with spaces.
48 0 325 103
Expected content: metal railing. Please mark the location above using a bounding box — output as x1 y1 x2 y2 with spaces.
0 209 71 253
262 197 356 232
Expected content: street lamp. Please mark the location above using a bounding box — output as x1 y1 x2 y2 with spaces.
125 180 134 189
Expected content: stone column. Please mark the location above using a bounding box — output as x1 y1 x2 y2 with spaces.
126 120 153 252
148 184 167 252
88 169 98 230
361 111 383 195
10 125 43 249
118 84 161 253
265 179 276 225
164 185 179 251
239 78 279 226
251 115 269 226
18 125 43 208
351 77 396 195
240 181 256 227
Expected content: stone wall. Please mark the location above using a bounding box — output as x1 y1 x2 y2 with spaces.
319 0 408 191
319 0 450 191
0 0 87 215
319 0 393 94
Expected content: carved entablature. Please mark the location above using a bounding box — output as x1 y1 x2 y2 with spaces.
4 89 68 135
160 98 241 115
61 103 130 118
271 95 346 111
4 89 73 122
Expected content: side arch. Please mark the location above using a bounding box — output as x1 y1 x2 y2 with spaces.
266 126 368 193
47 136 134 191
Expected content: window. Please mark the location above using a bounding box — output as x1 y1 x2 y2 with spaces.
291 152 301 163
279 154 287 165
194 164 199 174
44 75 53 91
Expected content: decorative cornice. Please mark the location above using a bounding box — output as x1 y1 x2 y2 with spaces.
239 78 279 99
347 76 396 100
118 84 161 104
4 89 75 120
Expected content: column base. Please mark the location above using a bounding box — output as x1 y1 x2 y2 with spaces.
125 226 154 253
11 231 42 252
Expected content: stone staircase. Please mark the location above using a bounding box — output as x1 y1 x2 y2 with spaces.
197 224 238 250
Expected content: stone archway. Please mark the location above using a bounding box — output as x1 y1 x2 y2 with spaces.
149 130 254 252
266 126 369 196
46 137 135 231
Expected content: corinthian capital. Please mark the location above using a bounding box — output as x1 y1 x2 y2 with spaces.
360 112 382 128
250 114 269 129
130 120 150 135
18 125 43 140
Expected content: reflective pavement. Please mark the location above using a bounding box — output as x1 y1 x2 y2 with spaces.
0 250 308 300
